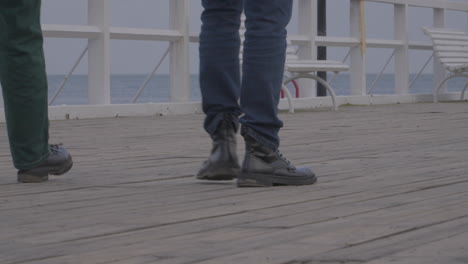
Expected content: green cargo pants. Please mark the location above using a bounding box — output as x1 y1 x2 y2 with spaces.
0 0 50 170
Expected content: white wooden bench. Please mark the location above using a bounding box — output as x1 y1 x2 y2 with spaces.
423 27 468 102
240 16 349 112
283 47 350 111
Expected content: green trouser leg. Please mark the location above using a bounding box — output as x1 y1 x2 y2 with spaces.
0 0 50 170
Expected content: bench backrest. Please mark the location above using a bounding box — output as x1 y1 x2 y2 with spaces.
423 27 468 70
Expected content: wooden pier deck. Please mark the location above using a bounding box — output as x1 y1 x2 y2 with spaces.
0 102 467 264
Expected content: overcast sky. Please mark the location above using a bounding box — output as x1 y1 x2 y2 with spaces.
40 0 468 74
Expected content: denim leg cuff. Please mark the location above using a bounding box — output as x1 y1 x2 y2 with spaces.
204 112 240 138
241 126 278 150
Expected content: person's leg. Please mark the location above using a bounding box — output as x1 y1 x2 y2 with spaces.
0 0 49 170
0 0 72 183
238 0 316 187
197 0 244 181
240 0 293 149
199 0 244 135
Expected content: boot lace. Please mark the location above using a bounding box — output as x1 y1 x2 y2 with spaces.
276 150 296 171
50 144 63 154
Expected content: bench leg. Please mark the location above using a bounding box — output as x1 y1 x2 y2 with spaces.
284 73 339 111
462 82 468 101
434 74 468 102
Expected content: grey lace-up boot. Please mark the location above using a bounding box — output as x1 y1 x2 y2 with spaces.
196 115 240 181
238 133 317 187
17 144 73 183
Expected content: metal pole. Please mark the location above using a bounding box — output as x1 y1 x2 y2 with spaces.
49 46 89 105
368 50 395 94
317 0 327 97
409 53 434 90
131 46 171 103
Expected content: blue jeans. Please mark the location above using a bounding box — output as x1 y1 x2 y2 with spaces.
200 0 293 149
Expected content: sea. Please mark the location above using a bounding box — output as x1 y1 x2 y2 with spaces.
45 74 466 106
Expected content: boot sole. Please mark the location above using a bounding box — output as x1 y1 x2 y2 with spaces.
237 173 317 187
17 160 74 183
196 167 240 181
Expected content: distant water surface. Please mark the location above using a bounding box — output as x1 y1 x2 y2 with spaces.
46 74 466 105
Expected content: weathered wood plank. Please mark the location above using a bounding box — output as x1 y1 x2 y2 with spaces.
0 103 467 264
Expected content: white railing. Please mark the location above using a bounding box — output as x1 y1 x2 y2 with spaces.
1 0 468 120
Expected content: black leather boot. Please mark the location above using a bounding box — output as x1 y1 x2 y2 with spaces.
196 116 240 181
17 144 73 183
238 133 317 187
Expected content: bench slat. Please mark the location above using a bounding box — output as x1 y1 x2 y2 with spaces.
438 52 468 58
239 46 297 54
445 63 468 71
440 58 468 64
434 40 468 47
436 46 468 53
288 60 347 65
286 61 350 73
431 34 468 41
423 28 465 35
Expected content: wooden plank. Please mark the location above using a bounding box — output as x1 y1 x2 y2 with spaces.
366 230 468 264
0 103 468 263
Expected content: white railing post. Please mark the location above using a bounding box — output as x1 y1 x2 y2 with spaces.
394 4 409 94
297 0 317 98
466 11 468 34
169 0 190 102
433 7 447 93
87 0 111 105
350 0 367 96
466 12 468 34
